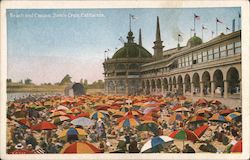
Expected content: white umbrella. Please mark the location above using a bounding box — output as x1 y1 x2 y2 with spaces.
140 136 174 153
71 117 95 127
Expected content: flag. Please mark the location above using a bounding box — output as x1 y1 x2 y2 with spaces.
202 25 207 30
216 18 223 23
130 14 137 20
191 28 195 31
118 36 124 43
194 14 200 20
226 27 230 31
104 50 107 53
178 33 183 42
212 31 214 34
239 12 241 18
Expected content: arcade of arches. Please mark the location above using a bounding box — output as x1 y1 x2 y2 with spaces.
142 67 241 98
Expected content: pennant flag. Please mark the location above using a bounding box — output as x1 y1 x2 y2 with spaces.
130 14 137 20
216 18 223 23
239 12 241 18
194 14 200 20
202 25 207 30
118 36 125 43
226 27 230 31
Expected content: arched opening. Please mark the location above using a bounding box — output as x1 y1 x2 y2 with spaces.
108 81 115 92
156 79 161 92
173 76 177 92
117 80 125 94
177 75 183 95
163 78 168 91
151 79 156 92
169 77 172 91
202 71 211 95
184 74 191 94
227 67 240 96
146 80 150 95
192 73 200 95
116 63 126 70
213 69 224 96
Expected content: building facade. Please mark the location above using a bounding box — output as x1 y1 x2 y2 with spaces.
103 17 241 99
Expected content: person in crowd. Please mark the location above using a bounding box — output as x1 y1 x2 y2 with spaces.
183 144 195 153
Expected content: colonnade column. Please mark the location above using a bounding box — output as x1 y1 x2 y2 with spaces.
191 82 194 96
200 82 204 97
125 80 128 95
211 81 215 97
224 80 228 98
161 81 164 96
183 83 186 96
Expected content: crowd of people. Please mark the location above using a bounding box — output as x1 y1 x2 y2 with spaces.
6 94 242 154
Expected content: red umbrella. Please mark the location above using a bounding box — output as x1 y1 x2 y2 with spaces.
209 100 221 105
193 125 209 138
95 105 110 111
196 98 208 106
18 119 31 128
188 115 207 123
230 140 242 152
31 121 57 130
75 112 90 118
169 129 198 141
70 108 82 114
11 149 34 154
60 142 101 153
172 105 182 111
219 109 235 115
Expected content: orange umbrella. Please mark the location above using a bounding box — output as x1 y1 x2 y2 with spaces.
31 121 57 130
60 142 101 153
196 98 208 106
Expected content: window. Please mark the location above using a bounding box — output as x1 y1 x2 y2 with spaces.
198 52 202 63
214 48 219 59
178 58 182 68
185 56 189 66
235 41 241 54
227 43 234 56
202 51 207 62
193 53 197 64
208 49 213 60
220 46 227 57
189 54 192 66
182 57 185 67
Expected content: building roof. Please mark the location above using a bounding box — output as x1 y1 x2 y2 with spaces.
112 31 152 59
187 34 203 47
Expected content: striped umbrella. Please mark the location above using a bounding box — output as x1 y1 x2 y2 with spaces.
51 116 70 124
120 106 130 112
193 125 209 138
219 109 235 115
169 129 198 149
50 111 67 117
58 127 87 139
188 115 207 123
140 136 174 153
168 114 187 124
225 112 241 122
90 111 109 120
209 113 227 122
230 140 242 152
118 117 140 128
60 142 101 153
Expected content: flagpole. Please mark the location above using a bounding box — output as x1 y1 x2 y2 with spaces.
238 12 241 30
202 26 203 41
129 14 131 31
194 14 196 35
216 19 218 36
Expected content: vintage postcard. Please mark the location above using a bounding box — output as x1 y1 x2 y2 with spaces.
0 0 249 160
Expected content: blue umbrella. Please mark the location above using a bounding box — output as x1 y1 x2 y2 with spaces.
67 127 78 135
71 117 95 127
140 136 174 153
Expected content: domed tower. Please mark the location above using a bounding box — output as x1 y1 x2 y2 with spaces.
103 29 153 96
187 33 203 47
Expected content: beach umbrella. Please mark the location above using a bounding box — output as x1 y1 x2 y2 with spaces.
90 111 109 120
58 127 87 139
71 117 95 127
57 105 69 111
136 121 158 132
196 98 208 106
193 125 209 138
143 106 161 114
171 105 182 111
230 140 242 152
209 113 227 122
50 111 67 117
125 110 143 117
175 107 190 112
168 114 187 124
95 105 110 111
195 108 211 115
51 116 70 124
31 121 57 130
225 112 241 122
120 106 130 112
60 142 101 153
188 115 207 123
112 111 125 118
44 101 53 106
75 112 90 118
219 109 235 115
140 136 174 153
18 119 31 128
70 108 82 114
209 100 221 106
169 129 198 149
178 96 186 100
118 117 140 128
28 105 46 111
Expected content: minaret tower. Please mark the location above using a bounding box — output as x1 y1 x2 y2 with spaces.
153 16 164 60
139 28 142 46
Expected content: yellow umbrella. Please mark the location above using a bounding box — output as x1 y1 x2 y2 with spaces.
58 128 88 139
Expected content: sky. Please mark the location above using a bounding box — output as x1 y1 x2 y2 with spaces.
7 8 241 84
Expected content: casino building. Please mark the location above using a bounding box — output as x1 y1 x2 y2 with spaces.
103 16 241 99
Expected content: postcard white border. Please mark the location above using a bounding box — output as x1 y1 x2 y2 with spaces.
1 0 249 160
